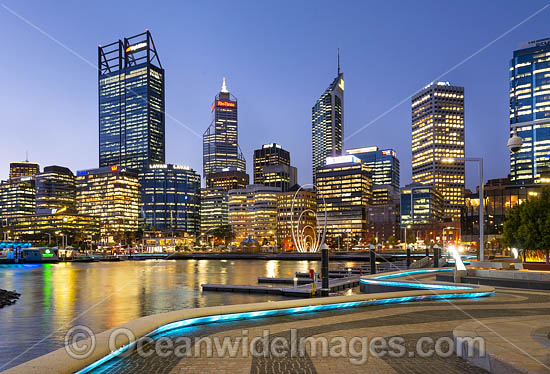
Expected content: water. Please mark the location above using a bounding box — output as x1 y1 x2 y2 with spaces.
0 259 321 371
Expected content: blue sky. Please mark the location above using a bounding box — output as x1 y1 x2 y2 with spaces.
1 1 549 188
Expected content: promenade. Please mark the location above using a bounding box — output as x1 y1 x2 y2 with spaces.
100 278 550 374
7 270 549 374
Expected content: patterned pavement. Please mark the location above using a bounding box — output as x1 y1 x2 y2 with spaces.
87 282 550 374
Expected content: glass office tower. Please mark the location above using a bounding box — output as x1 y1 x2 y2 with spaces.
76 166 140 241
316 155 372 246
347 146 400 205
140 164 200 233
203 78 246 179
253 144 291 184
411 81 465 221
98 31 165 171
510 38 550 184
35 166 76 213
312 66 344 185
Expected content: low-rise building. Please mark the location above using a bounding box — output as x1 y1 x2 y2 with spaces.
6 213 100 242
461 177 546 248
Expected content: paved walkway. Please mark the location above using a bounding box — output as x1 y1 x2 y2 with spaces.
88 277 550 374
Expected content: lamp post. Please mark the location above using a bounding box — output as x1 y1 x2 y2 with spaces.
441 157 484 261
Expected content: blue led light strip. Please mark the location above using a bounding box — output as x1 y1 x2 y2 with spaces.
76 283 492 373
371 268 453 279
75 268 489 373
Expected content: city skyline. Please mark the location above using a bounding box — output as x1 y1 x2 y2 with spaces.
1 1 550 188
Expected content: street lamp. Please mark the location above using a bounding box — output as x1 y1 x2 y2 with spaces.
441 157 484 260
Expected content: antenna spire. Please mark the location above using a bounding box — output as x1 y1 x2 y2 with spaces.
221 76 228 93
25 150 28 162
337 47 340 75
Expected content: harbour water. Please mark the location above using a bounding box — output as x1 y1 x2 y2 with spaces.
0 259 321 371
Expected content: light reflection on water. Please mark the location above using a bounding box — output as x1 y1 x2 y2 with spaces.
0 259 320 370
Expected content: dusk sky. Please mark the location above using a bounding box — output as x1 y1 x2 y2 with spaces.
1 1 549 188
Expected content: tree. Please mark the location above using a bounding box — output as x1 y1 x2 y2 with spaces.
406 233 415 245
387 235 397 246
503 187 550 261
212 225 235 246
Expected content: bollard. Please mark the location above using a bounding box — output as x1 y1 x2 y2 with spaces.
293 277 298 289
321 245 329 296
406 245 411 269
434 246 439 268
370 246 376 275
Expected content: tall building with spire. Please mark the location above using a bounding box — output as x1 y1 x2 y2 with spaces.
312 50 344 184
98 31 165 171
202 78 246 180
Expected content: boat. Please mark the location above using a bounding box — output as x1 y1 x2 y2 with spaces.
2 246 59 263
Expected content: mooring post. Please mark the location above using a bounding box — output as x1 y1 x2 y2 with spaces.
321 244 329 296
370 244 376 275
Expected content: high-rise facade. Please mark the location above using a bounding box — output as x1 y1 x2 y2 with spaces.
206 168 249 191
253 144 290 184
228 184 279 244
9 162 39 180
411 81 465 221
347 146 400 205
140 164 200 233
316 156 372 246
262 164 297 192
35 166 76 214
98 31 165 171
510 38 550 184
276 187 317 250
0 177 36 219
200 188 229 233
76 166 140 241
312 61 344 184
203 78 246 179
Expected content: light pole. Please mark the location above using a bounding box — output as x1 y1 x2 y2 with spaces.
442 157 484 261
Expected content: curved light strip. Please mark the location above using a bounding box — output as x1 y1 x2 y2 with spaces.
76 291 492 374
361 268 471 290
371 268 453 279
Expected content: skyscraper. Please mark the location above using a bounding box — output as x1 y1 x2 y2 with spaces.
200 188 229 233
140 164 200 233
312 52 344 184
98 30 165 171
9 161 39 180
35 166 76 214
76 166 140 241
203 78 246 179
228 184 279 244
316 155 372 246
347 146 400 205
510 38 550 184
206 168 249 191
411 81 465 221
253 144 291 184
